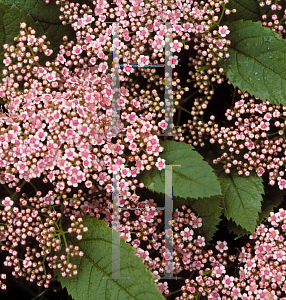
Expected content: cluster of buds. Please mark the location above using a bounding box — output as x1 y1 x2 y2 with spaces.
210 94 286 188
0 190 87 288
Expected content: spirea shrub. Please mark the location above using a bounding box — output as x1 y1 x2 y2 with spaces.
1 0 286 299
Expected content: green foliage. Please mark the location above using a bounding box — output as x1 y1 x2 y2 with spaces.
225 0 286 22
219 20 286 106
139 141 221 200
227 185 285 238
225 0 272 22
0 0 75 80
54 217 164 300
226 220 249 239
227 183 286 238
216 169 264 233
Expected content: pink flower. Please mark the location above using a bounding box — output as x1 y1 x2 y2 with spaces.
155 158 165 171
256 167 265 176
56 181 65 190
98 62 108 73
183 22 193 32
123 64 134 75
73 18 84 29
2 197 13 209
27 35 36 46
72 45 83 55
246 140 255 150
180 227 193 241
3 57 12 66
213 265 226 278
278 179 286 190
235 100 244 107
215 240 228 253
136 248 150 262
170 40 183 53
136 26 149 40
158 120 165 130
255 104 266 114
222 275 234 288
216 39 226 49
194 235 205 247
273 109 280 118
82 14 95 24
157 282 168 292
190 215 202 228
167 55 179 68
259 121 270 131
218 25 230 37
137 55 150 67
23 257 32 268
264 112 272 121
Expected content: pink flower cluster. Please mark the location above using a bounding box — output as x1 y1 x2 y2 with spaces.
210 95 286 187
0 0 236 292
178 208 286 299
0 24 167 203
0 190 88 289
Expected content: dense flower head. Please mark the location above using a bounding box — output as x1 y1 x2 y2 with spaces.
112 202 211 295
176 208 286 299
209 94 286 186
0 25 170 204
0 188 89 288
0 0 236 293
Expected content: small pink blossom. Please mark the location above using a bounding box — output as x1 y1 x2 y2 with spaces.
235 100 244 107
194 235 205 247
215 240 228 253
3 57 12 66
216 39 226 49
255 104 266 114
218 25 230 37
273 109 280 118
180 227 193 241
264 112 272 121
23 257 32 268
1 197 13 209
137 55 150 67
213 265 226 278
259 121 270 131
256 167 265 176
123 64 134 75
167 55 179 68
278 179 286 190
155 158 165 170
72 45 83 55
170 40 183 53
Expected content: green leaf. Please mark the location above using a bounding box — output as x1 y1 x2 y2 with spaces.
54 217 164 300
175 195 222 244
227 185 284 237
225 0 271 22
202 270 212 276
217 169 264 233
226 220 249 239
225 0 286 22
219 20 286 106
138 141 221 200
223 180 284 238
